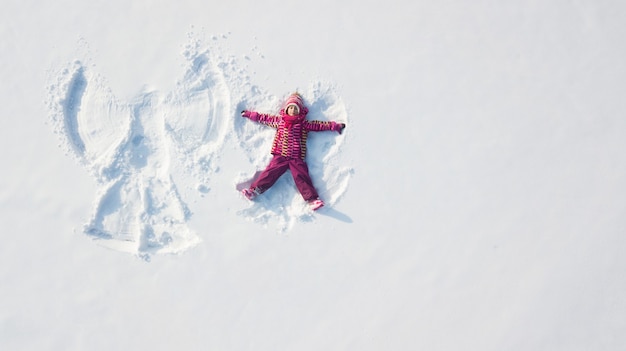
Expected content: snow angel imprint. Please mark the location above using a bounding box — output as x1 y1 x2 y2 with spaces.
240 93 346 211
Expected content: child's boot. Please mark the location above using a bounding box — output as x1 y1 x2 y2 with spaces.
308 198 325 211
242 188 259 200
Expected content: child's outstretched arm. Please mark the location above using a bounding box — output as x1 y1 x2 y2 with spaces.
304 120 346 134
241 110 281 128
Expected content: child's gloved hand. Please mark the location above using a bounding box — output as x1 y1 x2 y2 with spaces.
241 110 258 119
332 122 346 134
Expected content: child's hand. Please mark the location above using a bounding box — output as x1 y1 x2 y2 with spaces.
241 110 254 118
241 110 259 120
333 122 346 134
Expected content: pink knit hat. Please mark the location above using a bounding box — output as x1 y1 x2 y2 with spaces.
283 93 308 115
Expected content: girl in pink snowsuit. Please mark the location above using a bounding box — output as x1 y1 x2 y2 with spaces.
240 93 346 211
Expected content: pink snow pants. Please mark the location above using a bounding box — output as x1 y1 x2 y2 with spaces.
251 155 319 201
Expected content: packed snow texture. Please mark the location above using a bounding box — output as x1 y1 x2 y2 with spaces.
3 1 626 350
46 37 351 257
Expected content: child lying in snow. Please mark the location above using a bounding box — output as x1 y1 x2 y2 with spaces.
240 93 346 211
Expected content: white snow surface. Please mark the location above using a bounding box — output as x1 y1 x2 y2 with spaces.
2 0 626 350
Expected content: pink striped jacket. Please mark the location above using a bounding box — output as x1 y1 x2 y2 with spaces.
243 111 340 160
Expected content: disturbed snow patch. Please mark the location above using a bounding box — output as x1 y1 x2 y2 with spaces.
46 44 232 258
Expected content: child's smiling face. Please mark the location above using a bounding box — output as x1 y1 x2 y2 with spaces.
286 104 299 116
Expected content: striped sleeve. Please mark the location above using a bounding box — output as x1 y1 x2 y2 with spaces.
251 113 281 128
303 120 335 132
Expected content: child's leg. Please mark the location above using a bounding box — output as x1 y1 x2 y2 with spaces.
251 156 290 194
288 159 319 201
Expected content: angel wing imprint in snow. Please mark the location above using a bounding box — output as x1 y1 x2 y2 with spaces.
163 47 231 191
46 53 230 258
